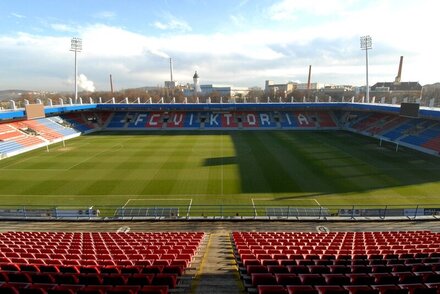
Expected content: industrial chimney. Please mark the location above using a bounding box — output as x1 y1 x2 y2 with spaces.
110 74 114 93
169 58 174 82
394 56 403 84
307 65 312 98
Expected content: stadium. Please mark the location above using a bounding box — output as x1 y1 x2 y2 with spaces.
0 99 440 294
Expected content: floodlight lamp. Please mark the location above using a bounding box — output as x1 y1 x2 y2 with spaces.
360 35 372 50
70 37 82 52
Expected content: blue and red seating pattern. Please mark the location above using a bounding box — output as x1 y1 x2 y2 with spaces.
0 231 204 294
103 111 338 130
233 231 440 294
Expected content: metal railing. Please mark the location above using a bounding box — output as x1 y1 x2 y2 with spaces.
0 204 439 221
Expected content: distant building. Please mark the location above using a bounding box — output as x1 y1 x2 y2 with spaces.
184 84 249 98
321 85 354 93
182 71 249 98
265 80 297 96
164 81 178 89
371 82 422 98
193 71 201 94
296 83 325 91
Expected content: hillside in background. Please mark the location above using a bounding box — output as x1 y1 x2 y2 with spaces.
0 90 30 101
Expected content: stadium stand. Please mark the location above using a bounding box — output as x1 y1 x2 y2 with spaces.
0 117 80 158
232 231 440 294
0 231 205 293
102 111 339 131
3 103 440 159
61 112 108 132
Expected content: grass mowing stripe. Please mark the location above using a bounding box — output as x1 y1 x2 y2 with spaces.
1 131 440 208
244 132 300 193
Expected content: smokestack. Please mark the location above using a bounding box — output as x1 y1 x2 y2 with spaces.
307 65 312 98
169 58 173 82
110 74 114 93
394 56 403 84
307 65 312 90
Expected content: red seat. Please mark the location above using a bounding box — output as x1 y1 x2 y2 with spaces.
120 266 141 274
258 285 288 294
100 266 120 274
343 285 378 294
309 265 330 274
399 284 431 294
141 266 164 274
126 273 154 286
268 265 289 274
243 259 261 267
315 285 349 294
252 273 278 286
102 274 127 286
279 260 297 266
79 266 99 274
322 274 350 285
152 260 171 266
162 265 184 276
53 273 79 285
275 274 301 286
371 285 407 294
371 273 399 284
350 265 372 273
287 265 310 274
137 285 168 294
287 285 318 294
247 265 269 274
29 272 56 284
78 273 103 286
329 265 350 274
396 273 423 284
152 273 177 288
6 272 32 283
298 274 326 286
346 273 375 285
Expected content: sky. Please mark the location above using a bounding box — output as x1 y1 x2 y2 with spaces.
0 0 439 92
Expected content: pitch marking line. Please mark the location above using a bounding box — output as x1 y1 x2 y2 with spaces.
66 143 124 170
187 199 193 217
251 198 321 216
123 198 193 208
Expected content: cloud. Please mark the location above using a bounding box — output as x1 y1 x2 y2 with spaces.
78 74 96 92
153 13 192 32
93 11 116 19
229 14 245 27
11 13 25 19
148 49 170 59
0 0 440 92
267 0 354 20
50 23 78 33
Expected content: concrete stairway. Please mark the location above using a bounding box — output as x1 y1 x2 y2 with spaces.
193 231 243 294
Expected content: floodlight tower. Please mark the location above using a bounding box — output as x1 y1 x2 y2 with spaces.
360 35 372 103
70 37 82 104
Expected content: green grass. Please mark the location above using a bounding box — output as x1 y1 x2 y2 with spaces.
1 130 440 214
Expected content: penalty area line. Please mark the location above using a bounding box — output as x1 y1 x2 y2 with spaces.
251 198 322 206
123 198 193 209
187 199 193 217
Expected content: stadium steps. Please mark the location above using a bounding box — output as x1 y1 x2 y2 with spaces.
193 232 243 294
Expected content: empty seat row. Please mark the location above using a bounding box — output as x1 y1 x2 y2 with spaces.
0 283 169 294
233 231 440 293
0 263 186 275
248 272 440 287
256 284 440 294
243 263 440 275
0 271 179 288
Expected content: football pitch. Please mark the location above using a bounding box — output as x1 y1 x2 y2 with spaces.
1 130 440 214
